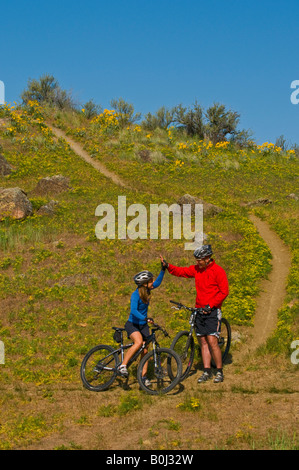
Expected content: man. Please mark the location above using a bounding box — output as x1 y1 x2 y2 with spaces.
160 245 229 383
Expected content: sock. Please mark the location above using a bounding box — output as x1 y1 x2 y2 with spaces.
217 368 223 374
204 368 211 373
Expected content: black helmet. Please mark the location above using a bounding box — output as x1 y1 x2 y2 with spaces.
193 244 213 260
134 270 154 286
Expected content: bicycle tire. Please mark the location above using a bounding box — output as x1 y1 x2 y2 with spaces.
170 330 195 381
137 347 182 395
80 344 119 392
211 317 231 367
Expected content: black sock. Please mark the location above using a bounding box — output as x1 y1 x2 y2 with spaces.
217 368 223 374
204 368 211 373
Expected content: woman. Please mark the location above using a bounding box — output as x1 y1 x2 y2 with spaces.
118 265 166 385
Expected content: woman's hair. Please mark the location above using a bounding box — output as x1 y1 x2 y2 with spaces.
138 285 151 304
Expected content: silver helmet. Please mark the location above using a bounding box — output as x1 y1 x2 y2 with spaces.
133 270 154 286
193 244 213 260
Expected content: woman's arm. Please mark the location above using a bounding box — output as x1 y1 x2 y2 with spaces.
130 290 147 321
152 270 165 289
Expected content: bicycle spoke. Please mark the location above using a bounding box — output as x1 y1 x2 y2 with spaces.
137 348 182 394
170 331 195 381
211 318 231 367
81 345 118 391
219 318 231 361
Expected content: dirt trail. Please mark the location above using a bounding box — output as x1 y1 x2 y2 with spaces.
48 124 128 188
240 214 291 356
48 125 292 355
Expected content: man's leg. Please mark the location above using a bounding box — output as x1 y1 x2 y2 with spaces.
206 335 222 369
207 335 224 383
199 335 212 368
197 335 213 382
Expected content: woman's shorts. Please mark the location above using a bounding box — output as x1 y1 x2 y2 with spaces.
195 308 222 338
125 321 150 340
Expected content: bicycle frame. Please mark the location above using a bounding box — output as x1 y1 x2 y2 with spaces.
171 301 197 339
171 301 228 347
81 320 182 394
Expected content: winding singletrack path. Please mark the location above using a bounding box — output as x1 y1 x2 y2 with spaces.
243 214 291 353
48 124 128 188
48 124 292 355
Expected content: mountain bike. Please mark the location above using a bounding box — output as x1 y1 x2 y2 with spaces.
169 300 231 381
80 320 182 395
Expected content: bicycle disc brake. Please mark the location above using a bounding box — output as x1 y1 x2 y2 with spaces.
155 367 167 379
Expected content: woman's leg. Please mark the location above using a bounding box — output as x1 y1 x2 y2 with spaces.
140 346 148 376
121 331 143 366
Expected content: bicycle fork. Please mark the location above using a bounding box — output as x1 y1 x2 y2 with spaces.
151 343 167 381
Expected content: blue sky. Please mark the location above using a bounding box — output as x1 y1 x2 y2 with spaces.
1 0 298 144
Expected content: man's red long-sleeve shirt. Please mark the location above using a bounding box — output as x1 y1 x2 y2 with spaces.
168 260 229 309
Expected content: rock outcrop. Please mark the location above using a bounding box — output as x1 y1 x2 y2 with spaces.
176 194 223 216
0 187 33 220
33 175 71 195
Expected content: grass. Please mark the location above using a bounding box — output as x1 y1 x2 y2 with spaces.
98 392 145 417
176 394 202 412
267 429 298 450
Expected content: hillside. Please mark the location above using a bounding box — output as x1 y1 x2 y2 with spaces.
0 101 298 450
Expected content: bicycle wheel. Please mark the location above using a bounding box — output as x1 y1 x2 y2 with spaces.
170 330 195 381
80 344 119 392
137 347 182 395
211 317 231 367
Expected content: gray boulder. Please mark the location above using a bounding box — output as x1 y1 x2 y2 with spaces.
33 175 71 195
245 197 272 207
177 194 223 216
37 200 59 216
0 154 13 176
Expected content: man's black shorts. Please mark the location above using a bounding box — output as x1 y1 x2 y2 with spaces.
195 308 222 338
125 321 150 340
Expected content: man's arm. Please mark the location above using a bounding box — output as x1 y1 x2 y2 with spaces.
160 255 196 279
167 263 196 278
209 268 229 308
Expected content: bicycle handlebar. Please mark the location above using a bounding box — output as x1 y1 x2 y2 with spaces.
170 300 196 311
147 319 169 337
170 300 182 307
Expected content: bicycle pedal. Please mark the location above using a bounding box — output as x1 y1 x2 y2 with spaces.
116 369 129 378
